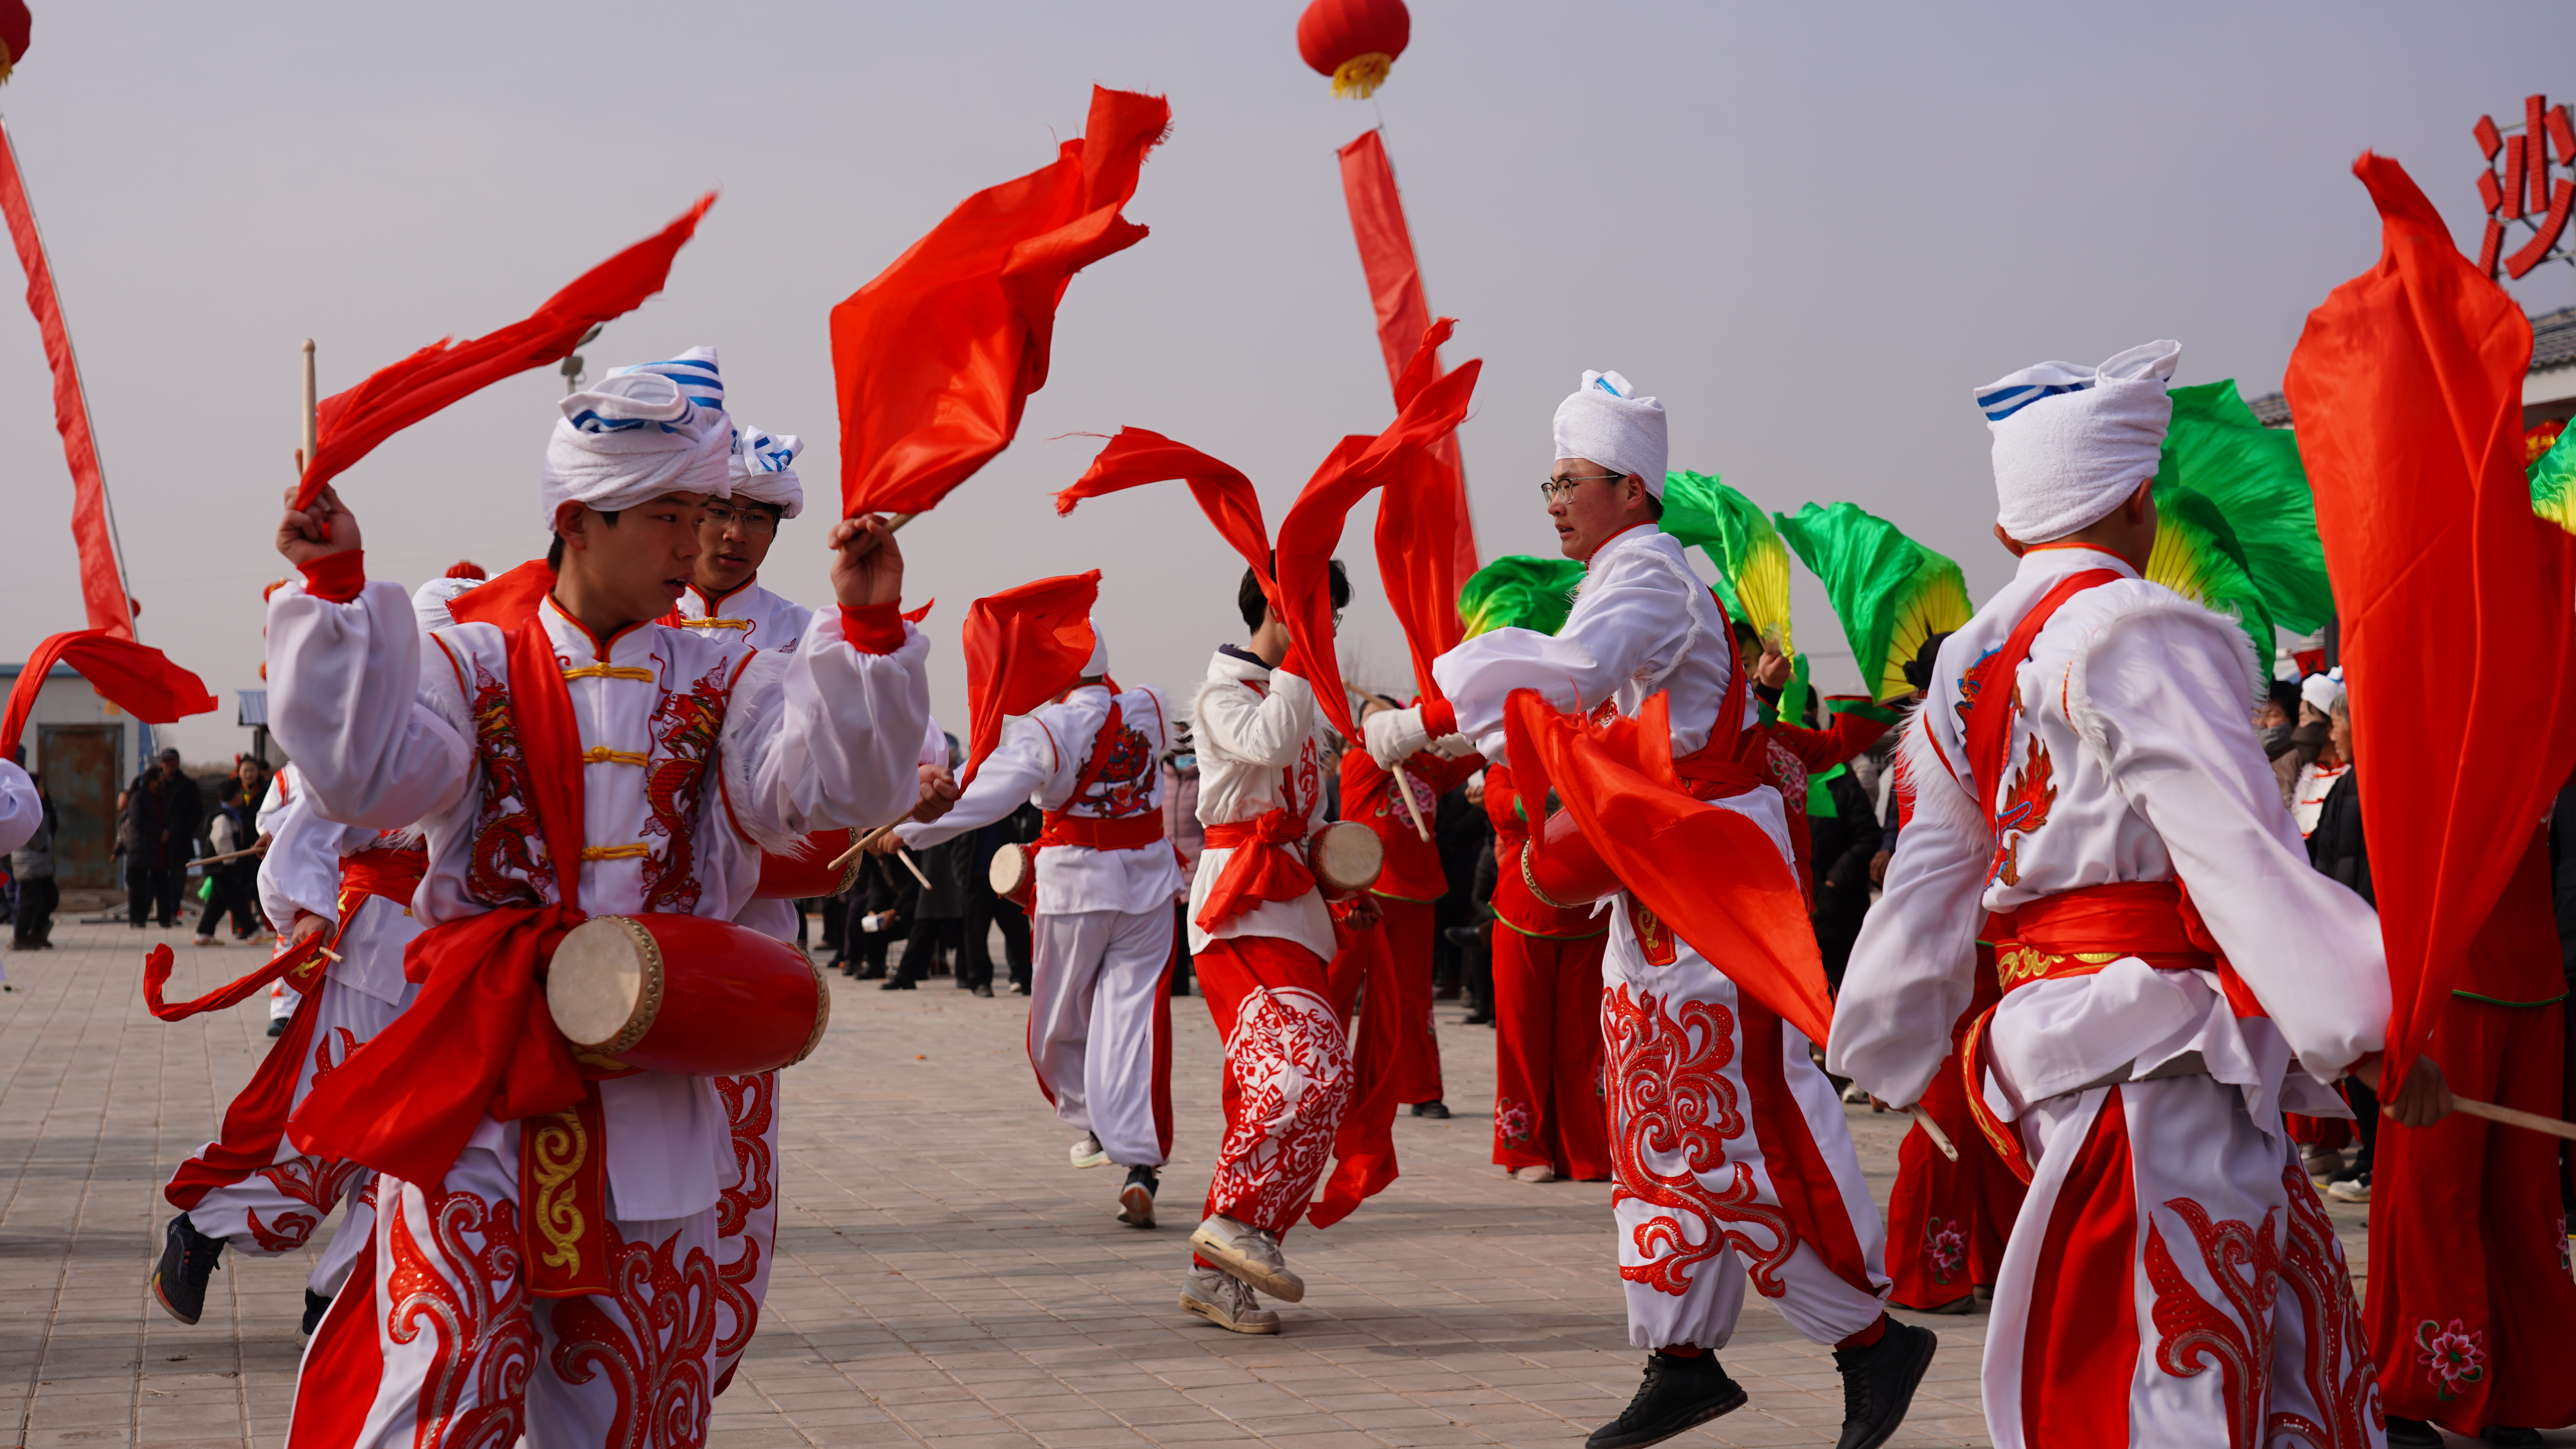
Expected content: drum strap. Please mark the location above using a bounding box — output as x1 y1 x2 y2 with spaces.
286 611 615 1299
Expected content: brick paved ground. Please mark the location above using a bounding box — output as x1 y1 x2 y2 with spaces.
0 914 2424 1448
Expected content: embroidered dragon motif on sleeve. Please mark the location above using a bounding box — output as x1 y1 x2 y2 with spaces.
466 658 549 908
638 658 732 915
1990 731 2057 888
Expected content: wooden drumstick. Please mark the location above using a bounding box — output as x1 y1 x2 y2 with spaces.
1389 763 1434 843
2448 1094 2576 1140
841 510 916 558
1908 1103 1959 1162
829 822 904 873
891 846 933 890
301 339 319 470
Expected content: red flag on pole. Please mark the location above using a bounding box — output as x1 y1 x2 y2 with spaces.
0 629 216 761
1373 317 1471 705
833 87 1167 521
0 115 133 637
1338 128 1476 585
957 572 1101 789
2284 152 2576 1094
292 194 716 511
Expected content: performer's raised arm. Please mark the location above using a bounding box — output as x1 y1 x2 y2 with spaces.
893 719 1051 852
1195 663 1315 769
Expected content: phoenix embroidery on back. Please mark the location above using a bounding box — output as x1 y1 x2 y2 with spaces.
1990 731 2056 888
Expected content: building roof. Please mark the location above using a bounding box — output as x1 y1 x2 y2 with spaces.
0 664 83 679
2242 302 2576 427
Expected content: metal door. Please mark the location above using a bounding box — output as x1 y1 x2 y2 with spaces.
37 724 119 888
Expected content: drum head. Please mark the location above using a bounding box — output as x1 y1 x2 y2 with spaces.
547 916 659 1052
1314 820 1385 891
988 841 1030 896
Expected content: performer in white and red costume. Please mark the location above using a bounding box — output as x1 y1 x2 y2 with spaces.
1830 341 2406 1449
150 758 427 1337
1176 563 1356 1337
1371 370 1927 1449
267 359 930 1447
893 621 1184 1228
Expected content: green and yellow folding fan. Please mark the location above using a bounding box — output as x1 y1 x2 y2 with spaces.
1773 501 1973 704
2531 424 2576 535
2156 379 2333 637
1458 554 1586 638
1660 470 1794 657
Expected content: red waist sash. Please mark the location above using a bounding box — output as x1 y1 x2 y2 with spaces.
1195 808 1314 930
1038 809 1165 852
340 844 427 913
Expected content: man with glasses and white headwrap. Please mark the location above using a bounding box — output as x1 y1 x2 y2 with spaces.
1830 341 2410 1449
1367 371 1928 1449
264 350 931 1446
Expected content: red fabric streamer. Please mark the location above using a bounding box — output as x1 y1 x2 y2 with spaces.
445 559 556 630
832 87 1168 520
958 572 1100 788
1275 353 1481 744
292 194 717 511
1339 129 1477 585
142 937 325 1022
1057 428 1279 607
1502 689 1833 1046
0 117 134 637
2284 152 2576 1094
1373 318 1471 704
0 629 216 761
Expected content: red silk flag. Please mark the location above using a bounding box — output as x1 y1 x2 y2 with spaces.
1339 128 1476 585
0 117 134 637
1504 689 1833 1045
0 629 217 761
958 571 1101 788
2284 152 2576 1093
1274 354 1481 745
293 194 716 511
834 88 1168 520
1374 318 1470 704
1057 429 1278 606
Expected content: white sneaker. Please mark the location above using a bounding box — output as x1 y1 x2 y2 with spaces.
2325 1177 2369 1203
1178 1267 1278 1334
1188 1214 1305 1303
1069 1132 1109 1170
2300 1145 2346 1178
1513 1164 1557 1183
1841 1082 1871 1105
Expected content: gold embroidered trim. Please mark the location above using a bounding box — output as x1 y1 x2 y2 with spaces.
678 618 752 631
579 843 651 861
528 1108 590 1275
562 663 655 682
579 746 650 767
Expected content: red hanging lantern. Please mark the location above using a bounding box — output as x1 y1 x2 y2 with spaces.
1297 0 1409 100
0 1 30 83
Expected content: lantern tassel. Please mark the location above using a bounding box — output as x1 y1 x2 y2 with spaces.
1331 52 1393 100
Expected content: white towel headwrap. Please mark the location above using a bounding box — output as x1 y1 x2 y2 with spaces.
1083 619 1108 678
726 425 805 519
539 369 733 533
1978 340 2181 543
1552 370 1668 500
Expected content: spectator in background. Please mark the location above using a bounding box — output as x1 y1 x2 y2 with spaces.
2277 673 2342 810
1808 766 1879 994
11 771 55 949
1162 724 1202 999
841 853 911 982
890 834 970 991
1432 776 1488 1002
2254 676 2301 760
125 748 200 929
1869 633 1950 887
191 778 263 946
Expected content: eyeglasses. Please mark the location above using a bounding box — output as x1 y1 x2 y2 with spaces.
702 505 778 535
1539 472 1627 500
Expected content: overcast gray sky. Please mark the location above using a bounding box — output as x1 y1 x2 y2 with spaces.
0 2 2564 763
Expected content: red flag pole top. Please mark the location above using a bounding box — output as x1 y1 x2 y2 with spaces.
957 573 1101 790
2284 152 2576 1096
292 194 715 512
831 87 1168 523
1298 0 1409 99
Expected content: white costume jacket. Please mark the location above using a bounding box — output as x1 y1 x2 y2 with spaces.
1188 648 1333 960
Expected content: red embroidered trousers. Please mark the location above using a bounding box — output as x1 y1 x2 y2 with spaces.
1490 926 1611 1179
2365 997 2576 1434
1191 934 1353 1241
1885 943 2023 1310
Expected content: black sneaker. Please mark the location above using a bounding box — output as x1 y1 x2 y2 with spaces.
265 1019 286 1038
1118 1165 1159 1229
1832 1319 1936 1449
300 1288 332 1337
1410 1100 1452 1119
2484 1428 2545 1447
881 977 915 991
1586 1351 1748 1449
2382 1418 2442 1448
151 1216 225 1325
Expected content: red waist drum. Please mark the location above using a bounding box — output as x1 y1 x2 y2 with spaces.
1310 820 1384 899
754 828 865 899
988 841 1037 912
1523 807 1619 910
547 914 829 1076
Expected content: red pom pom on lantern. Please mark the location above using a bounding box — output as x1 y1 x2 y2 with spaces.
1297 0 1409 100
445 560 488 581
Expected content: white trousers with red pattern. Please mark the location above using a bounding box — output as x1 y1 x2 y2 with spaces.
709 1070 780 1397
286 1119 722 1449
1980 1076 2383 1449
1603 906 1891 1352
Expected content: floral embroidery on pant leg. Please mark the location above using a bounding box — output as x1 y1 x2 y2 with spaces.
2144 1200 2281 1449
384 1187 535 1448
2266 1167 2384 1449
1207 986 1352 1230
1925 1217 1965 1286
2415 1319 2488 1402
1495 1098 1532 1149
548 1222 720 1449
1603 984 1795 1298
